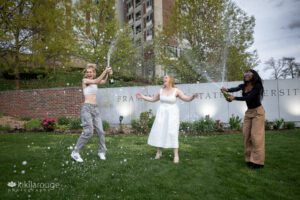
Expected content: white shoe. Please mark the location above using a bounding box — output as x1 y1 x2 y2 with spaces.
71 151 83 162
155 152 162 159
98 152 106 160
173 156 179 164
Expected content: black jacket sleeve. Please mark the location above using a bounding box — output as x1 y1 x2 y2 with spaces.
227 84 244 92
234 84 261 101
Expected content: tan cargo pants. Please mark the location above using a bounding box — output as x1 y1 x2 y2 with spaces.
243 105 265 165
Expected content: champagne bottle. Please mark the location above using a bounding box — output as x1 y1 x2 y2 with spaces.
223 91 229 99
106 66 113 75
223 92 232 102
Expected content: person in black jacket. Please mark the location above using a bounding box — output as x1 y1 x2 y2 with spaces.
221 69 265 169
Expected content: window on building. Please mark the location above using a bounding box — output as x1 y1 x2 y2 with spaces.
127 1 132 10
136 25 141 34
136 38 142 46
135 0 141 7
135 11 141 20
146 28 153 36
166 46 180 57
146 14 152 22
146 0 153 8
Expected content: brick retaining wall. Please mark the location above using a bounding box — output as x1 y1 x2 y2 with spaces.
0 88 84 118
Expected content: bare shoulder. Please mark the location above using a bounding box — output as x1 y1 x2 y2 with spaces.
82 79 88 87
175 88 183 95
158 87 163 94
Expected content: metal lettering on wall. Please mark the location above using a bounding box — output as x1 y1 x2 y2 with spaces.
96 79 300 124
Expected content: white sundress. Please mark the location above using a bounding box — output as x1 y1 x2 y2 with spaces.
147 88 180 148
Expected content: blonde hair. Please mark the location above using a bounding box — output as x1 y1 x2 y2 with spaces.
83 63 97 78
164 75 175 88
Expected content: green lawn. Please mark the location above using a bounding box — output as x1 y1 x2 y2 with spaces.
0 130 299 200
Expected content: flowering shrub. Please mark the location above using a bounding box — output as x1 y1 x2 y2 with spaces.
41 118 57 131
131 110 155 134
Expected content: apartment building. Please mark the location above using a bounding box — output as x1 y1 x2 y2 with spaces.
119 0 175 78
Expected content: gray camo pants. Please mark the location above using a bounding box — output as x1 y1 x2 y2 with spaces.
74 103 107 153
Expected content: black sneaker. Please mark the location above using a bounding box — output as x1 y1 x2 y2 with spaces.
247 162 264 169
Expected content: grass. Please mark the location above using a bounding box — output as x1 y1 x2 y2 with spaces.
0 130 299 200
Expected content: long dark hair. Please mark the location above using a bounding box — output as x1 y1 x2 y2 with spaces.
244 69 264 100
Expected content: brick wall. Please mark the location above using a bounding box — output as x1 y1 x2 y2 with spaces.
0 87 84 119
162 0 174 29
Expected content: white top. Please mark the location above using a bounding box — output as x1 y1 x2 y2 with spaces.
83 84 97 96
159 88 177 104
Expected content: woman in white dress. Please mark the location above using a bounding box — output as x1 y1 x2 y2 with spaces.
136 75 197 163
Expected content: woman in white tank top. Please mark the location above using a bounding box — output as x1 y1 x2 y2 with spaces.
136 75 198 163
71 64 112 163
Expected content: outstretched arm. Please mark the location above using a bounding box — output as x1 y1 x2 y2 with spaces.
228 85 261 101
177 89 197 102
221 84 244 93
136 92 160 102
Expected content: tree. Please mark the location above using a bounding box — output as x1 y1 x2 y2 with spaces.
154 0 258 83
110 26 139 79
0 0 75 88
72 0 139 79
264 57 285 79
31 0 75 70
264 57 300 79
282 57 300 79
0 0 37 88
72 0 117 65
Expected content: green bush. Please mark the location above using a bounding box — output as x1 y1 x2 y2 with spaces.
265 120 274 130
180 121 193 134
68 118 82 129
24 119 42 131
20 116 32 121
131 119 142 133
215 120 224 132
131 110 155 134
102 120 110 131
58 116 70 125
2 67 47 80
285 121 295 129
193 116 216 133
229 115 242 130
0 112 4 118
0 124 12 131
274 118 285 130
55 124 69 132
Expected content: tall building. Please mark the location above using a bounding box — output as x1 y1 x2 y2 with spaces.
119 0 175 78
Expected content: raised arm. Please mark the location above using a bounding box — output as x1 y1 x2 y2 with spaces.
136 92 160 102
83 67 111 85
99 73 109 84
177 89 197 102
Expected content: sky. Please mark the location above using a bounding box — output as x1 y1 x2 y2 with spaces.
233 0 300 79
